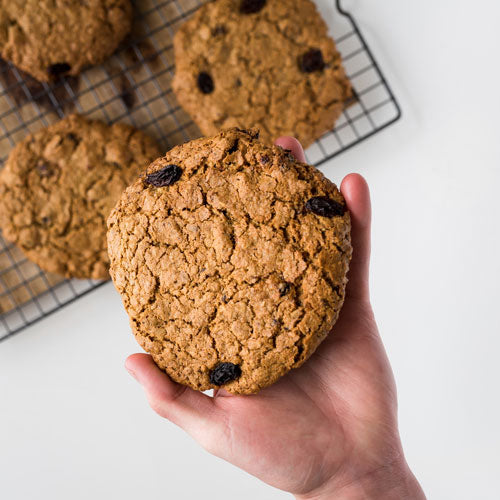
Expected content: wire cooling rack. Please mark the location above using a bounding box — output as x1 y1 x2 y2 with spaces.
0 0 401 342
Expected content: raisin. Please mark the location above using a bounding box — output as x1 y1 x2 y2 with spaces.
145 165 183 187
299 49 325 73
240 0 266 14
47 63 71 77
259 154 270 164
209 363 242 385
197 72 214 94
279 282 291 297
305 196 345 217
41 216 51 225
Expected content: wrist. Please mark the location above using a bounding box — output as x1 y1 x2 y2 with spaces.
295 459 426 500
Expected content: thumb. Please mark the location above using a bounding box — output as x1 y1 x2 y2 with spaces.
125 354 225 449
340 173 371 302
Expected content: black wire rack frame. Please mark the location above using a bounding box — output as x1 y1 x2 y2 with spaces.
0 0 401 342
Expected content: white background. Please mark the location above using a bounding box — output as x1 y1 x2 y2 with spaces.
1 0 500 498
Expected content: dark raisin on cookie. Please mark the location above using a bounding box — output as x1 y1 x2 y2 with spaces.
47 63 71 77
197 72 214 94
239 0 266 14
305 196 345 217
210 363 242 385
299 49 325 73
145 165 183 187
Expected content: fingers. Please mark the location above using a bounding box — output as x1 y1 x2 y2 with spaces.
125 354 222 438
274 136 306 162
340 173 372 302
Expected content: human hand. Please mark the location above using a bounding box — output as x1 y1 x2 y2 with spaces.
125 138 426 499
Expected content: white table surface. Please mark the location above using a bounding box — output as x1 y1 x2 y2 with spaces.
1 1 500 499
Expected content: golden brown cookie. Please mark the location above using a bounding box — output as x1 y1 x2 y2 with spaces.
107 128 352 394
0 114 161 280
172 0 352 149
0 0 132 82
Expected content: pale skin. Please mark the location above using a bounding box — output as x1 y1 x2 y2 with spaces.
125 138 426 499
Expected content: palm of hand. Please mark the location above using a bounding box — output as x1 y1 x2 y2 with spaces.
210 297 399 496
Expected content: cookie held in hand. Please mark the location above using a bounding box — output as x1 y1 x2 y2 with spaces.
107 128 352 394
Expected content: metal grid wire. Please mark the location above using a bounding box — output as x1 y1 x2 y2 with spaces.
0 0 401 342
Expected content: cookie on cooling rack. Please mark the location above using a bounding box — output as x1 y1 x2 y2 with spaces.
0 114 161 280
0 0 132 82
172 0 352 148
107 128 352 394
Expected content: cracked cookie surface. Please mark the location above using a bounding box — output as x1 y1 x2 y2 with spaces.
0 114 161 279
172 0 352 149
0 0 132 82
107 128 352 394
